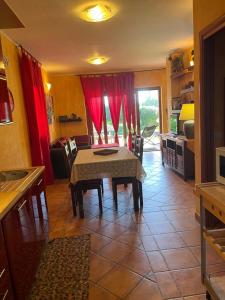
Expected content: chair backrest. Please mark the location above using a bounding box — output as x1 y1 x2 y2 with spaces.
131 134 137 153
68 138 77 157
135 136 144 164
142 125 157 138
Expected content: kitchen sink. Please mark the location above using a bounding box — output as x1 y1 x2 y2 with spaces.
0 170 28 182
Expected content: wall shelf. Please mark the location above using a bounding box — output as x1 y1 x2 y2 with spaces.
171 66 194 79
59 118 82 123
180 86 194 95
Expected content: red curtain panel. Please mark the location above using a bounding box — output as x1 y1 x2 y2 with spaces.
20 49 54 185
121 72 135 149
103 75 123 144
80 76 104 144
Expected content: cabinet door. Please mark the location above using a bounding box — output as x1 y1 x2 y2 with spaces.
2 190 40 300
0 225 14 300
31 175 49 242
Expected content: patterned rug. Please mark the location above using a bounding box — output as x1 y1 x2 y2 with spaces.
29 234 90 300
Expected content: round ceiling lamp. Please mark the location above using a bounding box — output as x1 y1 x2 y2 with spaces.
87 56 109 65
78 2 116 22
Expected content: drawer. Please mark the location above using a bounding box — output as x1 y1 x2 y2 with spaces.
203 199 225 224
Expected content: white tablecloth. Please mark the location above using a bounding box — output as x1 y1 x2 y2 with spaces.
70 147 146 184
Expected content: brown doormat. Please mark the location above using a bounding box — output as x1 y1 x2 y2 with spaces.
29 235 90 300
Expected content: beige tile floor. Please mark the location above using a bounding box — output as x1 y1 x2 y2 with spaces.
46 151 224 299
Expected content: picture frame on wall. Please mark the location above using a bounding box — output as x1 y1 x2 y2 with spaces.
45 94 54 124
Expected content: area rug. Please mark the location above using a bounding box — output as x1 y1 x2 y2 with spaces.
29 234 90 300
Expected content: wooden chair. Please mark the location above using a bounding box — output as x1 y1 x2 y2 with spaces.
112 136 144 209
70 179 103 218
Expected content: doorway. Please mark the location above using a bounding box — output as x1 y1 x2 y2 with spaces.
200 16 225 182
136 87 161 151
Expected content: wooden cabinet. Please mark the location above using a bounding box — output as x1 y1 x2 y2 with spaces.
0 226 14 300
197 183 225 300
1 174 48 300
161 135 195 180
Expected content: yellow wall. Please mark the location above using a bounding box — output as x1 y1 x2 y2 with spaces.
194 0 225 184
41 69 60 142
49 75 88 139
0 34 31 169
134 69 168 133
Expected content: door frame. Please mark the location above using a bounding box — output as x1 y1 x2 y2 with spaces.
199 14 225 182
135 86 162 135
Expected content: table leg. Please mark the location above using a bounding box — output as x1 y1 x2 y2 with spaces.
70 184 77 216
77 190 84 218
132 178 139 211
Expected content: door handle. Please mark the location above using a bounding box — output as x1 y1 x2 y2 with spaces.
0 268 5 280
37 178 43 186
2 289 8 300
17 199 27 212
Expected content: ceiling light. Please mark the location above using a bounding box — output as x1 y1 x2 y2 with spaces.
87 56 109 65
80 3 114 22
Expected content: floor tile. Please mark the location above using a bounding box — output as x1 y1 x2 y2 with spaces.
99 241 132 262
141 235 159 251
98 223 129 239
116 231 142 248
147 221 176 234
126 279 163 300
184 295 206 300
179 229 201 246
90 253 115 282
98 265 142 298
172 267 205 296
155 271 181 298
90 233 112 252
121 249 152 276
154 233 186 250
89 284 119 300
147 251 168 272
162 248 199 270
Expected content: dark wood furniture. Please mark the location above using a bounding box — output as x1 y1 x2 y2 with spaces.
161 134 195 180
0 225 14 299
197 182 225 300
112 136 144 208
70 179 103 218
50 137 77 179
0 172 48 300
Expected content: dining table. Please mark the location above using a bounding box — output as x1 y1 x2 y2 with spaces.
70 146 146 215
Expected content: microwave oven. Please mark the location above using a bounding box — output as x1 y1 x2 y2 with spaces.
216 147 225 185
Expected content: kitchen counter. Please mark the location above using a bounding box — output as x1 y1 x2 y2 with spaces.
0 166 45 220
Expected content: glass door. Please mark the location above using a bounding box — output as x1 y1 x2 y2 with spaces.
136 88 161 151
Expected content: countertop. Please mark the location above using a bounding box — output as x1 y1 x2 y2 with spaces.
0 166 45 220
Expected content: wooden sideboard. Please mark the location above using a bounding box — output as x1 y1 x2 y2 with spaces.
197 182 225 300
160 134 195 180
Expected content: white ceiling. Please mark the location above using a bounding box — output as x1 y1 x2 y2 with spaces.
2 0 193 74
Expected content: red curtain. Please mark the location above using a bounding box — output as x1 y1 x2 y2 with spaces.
20 50 54 185
80 76 104 144
121 73 135 150
103 75 122 144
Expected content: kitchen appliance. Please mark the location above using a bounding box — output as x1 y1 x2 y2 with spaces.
216 147 225 185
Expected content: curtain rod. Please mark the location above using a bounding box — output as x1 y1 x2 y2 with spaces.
76 67 166 77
